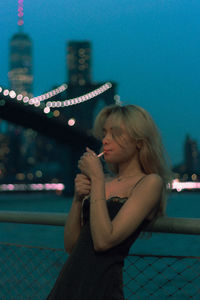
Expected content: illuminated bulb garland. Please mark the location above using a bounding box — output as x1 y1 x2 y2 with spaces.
0 83 68 106
29 83 68 105
0 82 113 115
45 82 112 112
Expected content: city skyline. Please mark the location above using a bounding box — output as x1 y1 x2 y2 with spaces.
1 0 200 166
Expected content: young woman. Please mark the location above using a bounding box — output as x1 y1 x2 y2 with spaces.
47 104 172 300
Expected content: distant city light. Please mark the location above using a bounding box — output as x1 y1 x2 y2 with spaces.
35 170 42 178
114 94 122 105
44 107 50 114
18 0 24 27
27 173 34 180
0 183 65 192
18 20 24 26
53 110 60 117
191 174 197 181
68 118 76 126
172 179 200 192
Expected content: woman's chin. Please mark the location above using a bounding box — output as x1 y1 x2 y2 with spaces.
104 157 117 164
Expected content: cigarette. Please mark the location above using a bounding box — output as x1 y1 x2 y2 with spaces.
97 151 105 157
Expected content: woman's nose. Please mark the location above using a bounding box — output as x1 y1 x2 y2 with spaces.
102 133 111 145
102 137 107 145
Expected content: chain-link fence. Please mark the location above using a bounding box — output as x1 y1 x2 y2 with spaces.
124 253 200 299
0 242 199 300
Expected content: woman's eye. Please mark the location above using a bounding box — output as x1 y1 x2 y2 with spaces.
112 127 123 137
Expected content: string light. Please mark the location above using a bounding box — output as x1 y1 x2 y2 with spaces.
3 89 9 96
9 90 16 98
17 94 23 101
0 83 67 106
29 83 68 106
44 82 112 112
0 82 113 115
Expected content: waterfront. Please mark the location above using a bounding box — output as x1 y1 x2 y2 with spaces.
0 191 200 256
0 191 200 299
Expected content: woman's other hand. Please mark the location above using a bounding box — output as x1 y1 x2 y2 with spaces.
78 147 104 180
74 173 91 201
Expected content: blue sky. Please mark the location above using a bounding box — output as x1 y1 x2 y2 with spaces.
0 0 200 166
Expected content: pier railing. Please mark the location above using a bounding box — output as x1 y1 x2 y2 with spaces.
0 210 200 235
0 212 200 299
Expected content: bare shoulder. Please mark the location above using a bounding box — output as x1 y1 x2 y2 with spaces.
130 173 163 197
144 173 163 186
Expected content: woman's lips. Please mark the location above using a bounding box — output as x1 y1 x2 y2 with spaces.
104 149 112 154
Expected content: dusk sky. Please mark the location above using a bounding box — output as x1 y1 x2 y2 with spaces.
1 0 200 166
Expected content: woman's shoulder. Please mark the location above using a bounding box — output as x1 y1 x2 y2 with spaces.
144 173 163 185
136 174 163 195
130 173 163 193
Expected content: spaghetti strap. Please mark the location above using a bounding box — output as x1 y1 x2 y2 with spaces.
129 175 146 196
134 175 146 187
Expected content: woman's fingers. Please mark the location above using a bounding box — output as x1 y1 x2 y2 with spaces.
75 173 90 184
75 173 91 197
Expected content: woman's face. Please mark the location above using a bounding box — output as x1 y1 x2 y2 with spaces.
102 115 139 164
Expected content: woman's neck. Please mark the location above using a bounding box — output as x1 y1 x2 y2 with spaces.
117 156 144 178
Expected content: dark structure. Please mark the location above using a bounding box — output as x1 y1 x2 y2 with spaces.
8 32 33 97
67 41 92 86
57 41 117 192
1 39 117 194
0 91 100 192
63 41 117 130
184 135 200 174
173 135 200 181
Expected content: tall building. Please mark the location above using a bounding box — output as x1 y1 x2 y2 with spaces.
63 40 117 130
67 41 91 86
8 32 33 97
184 135 200 174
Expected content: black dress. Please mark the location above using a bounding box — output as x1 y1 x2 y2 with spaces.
47 196 148 300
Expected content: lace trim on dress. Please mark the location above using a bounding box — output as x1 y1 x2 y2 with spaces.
106 196 128 204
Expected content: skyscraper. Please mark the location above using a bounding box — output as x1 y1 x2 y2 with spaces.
67 41 91 86
8 32 33 97
184 135 200 174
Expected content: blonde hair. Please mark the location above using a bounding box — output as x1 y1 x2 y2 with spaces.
93 104 173 218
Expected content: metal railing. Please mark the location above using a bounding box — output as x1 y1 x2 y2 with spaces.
0 210 200 235
0 212 200 299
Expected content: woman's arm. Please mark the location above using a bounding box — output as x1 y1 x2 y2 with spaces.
77 148 163 252
64 174 91 254
64 196 83 254
89 175 113 251
90 174 163 252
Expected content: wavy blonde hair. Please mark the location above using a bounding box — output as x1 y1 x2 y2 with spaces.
93 104 173 218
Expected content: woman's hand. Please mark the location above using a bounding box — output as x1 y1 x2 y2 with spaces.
78 147 104 181
74 173 91 201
